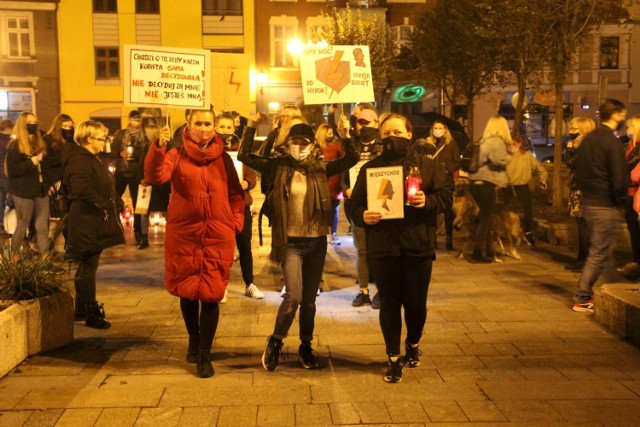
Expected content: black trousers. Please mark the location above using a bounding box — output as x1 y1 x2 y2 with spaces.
469 181 497 252
501 184 533 233
624 197 640 263
180 298 220 352
74 250 102 308
235 206 254 286
369 255 432 356
115 172 142 233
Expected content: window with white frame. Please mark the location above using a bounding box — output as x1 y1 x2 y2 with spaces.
1 12 34 59
270 17 298 68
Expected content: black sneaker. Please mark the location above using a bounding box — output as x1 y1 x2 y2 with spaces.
371 292 381 310
352 291 371 307
384 357 403 383
298 342 320 369
403 341 421 368
262 336 283 371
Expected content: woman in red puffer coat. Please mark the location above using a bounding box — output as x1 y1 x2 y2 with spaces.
145 107 245 379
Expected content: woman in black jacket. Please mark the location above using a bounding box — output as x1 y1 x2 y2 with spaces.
418 120 460 250
349 113 452 383
6 111 50 254
62 120 125 329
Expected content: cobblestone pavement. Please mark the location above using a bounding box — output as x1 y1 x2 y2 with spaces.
1 208 640 426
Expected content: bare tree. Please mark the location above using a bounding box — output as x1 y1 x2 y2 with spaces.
412 0 499 140
542 0 631 207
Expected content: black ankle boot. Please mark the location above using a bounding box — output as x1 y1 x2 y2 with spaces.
85 302 111 329
137 234 149 249
134 231 142 245
186 336 199 363
197 350 214 378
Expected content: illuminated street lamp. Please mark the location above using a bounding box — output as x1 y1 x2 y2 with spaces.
288 39 304 56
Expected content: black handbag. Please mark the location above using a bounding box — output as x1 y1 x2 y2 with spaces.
49 183 70 219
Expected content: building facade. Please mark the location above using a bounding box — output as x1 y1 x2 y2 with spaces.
254 0 434 133
0 0 60 127
57 0 256 132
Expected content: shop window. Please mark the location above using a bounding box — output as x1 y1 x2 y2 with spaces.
600 37 619 69
95 47 119 80
136 0 160 13
203 0 243 15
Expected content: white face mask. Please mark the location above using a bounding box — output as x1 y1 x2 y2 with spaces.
290 144 312 161
433 130 445 139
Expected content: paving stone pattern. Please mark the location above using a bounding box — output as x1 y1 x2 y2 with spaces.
1 197 640 426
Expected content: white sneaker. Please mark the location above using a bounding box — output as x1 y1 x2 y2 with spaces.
220 289 228 304
245 284 264 299
331 232 341 245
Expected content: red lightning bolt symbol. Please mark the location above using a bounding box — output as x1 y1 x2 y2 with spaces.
229 71 241 94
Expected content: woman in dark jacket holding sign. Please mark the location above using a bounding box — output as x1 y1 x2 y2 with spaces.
239 118 358 372
349 113 452 384
62 120 125 329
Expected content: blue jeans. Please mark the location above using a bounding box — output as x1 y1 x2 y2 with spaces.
12 195 50 253
273 236 327 341
574 206 624 303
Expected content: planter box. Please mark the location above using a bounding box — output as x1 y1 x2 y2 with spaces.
23 291 74 356
0 303 28 378
0 291 74 378
595 284 640 348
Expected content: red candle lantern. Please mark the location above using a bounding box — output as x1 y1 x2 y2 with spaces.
405 166 422 205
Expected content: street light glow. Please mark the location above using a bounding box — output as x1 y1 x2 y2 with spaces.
288 39 304 56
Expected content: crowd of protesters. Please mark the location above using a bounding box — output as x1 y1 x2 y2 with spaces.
1 97 638 382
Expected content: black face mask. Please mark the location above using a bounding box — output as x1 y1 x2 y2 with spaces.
381 136 409 161
61 128 74 142
569 132 580 141
616 120 626 133
359 127 379 144
26 124 38 135
218 133 234 148
325 135 336 143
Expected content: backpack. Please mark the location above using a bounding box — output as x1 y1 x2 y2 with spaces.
460 138 483 173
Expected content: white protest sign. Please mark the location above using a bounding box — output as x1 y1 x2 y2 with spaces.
366 166 404 220
299 45 375 105
349 160 368 189
124 44 211 108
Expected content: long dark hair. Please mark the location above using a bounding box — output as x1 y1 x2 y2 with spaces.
46 113 74 150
